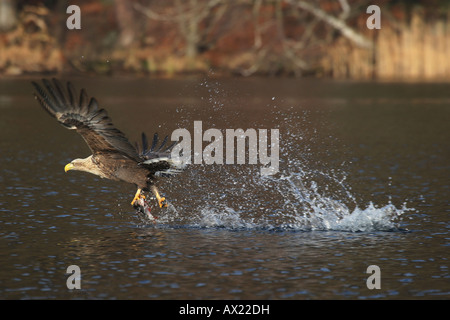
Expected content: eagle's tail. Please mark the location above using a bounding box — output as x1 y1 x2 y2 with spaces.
142 157 186 177
137 133 186 176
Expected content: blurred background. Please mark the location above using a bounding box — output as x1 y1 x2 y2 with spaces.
0 0 448 80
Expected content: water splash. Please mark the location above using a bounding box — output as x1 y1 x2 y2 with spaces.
193 203 408 232
149 152 412 232
172 169 411 232
144 78 413 232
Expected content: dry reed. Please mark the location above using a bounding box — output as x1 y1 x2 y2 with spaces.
326 7 450 80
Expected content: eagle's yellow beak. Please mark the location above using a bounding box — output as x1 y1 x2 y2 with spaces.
64 163 74 172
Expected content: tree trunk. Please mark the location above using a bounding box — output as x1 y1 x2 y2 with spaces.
0 0 17 31
115 0 136 47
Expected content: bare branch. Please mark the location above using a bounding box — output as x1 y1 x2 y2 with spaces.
286 0 373 49
338 0 351 20
134 0 225 61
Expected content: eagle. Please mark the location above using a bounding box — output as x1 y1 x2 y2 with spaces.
32 78 183 210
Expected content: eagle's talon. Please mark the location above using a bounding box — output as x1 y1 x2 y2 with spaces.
159 197 168 208
131 189 146 206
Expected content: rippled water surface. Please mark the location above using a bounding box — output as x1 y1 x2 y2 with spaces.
0 77 449 299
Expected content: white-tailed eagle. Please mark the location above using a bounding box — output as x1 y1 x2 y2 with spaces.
32 78 183 210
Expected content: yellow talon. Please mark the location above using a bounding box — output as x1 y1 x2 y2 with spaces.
158 197 168 208
131 188 145 206
151 185 168 208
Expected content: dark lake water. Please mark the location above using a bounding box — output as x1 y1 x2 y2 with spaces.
0 76 449 299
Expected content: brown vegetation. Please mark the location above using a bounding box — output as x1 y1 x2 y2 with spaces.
0 0 449 80
0 5 63 75
324 6 450 80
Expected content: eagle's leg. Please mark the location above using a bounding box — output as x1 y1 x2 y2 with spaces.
151 185 168 208
131 188 145 206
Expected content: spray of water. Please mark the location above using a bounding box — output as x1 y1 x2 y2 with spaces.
144 78 412 232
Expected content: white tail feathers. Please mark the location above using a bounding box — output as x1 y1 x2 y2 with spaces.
142 157 170 164
142 156 187 176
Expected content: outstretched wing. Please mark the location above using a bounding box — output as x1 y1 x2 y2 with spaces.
136 132 184 176
32 78 140 161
